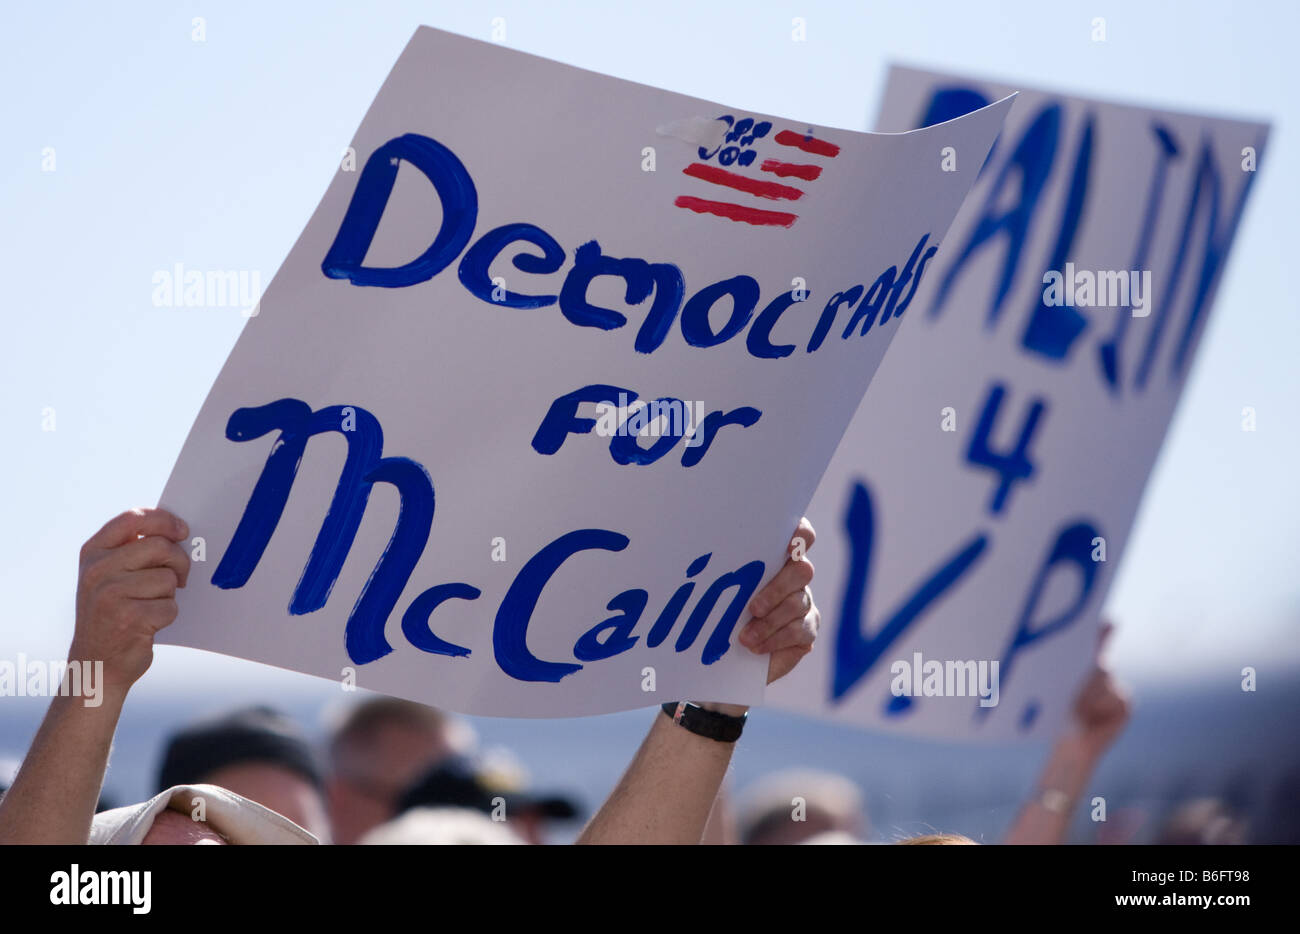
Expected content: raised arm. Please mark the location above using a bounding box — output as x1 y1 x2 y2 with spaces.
1003 623 1131 845
578 519 819 845
0 508 190 844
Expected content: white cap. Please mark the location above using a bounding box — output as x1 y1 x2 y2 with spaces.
89 783 319 845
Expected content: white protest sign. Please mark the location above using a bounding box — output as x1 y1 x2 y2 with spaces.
158 30 1011 717
769 66 1269 739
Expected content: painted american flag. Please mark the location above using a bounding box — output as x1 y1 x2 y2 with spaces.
673 115 842 229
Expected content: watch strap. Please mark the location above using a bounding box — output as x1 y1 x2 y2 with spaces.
661 701 747 742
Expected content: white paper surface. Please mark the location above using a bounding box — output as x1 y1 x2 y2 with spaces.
768 66 1269 740
158 31 1011 717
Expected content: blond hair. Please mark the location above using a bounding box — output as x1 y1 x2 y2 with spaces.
896 833 978 845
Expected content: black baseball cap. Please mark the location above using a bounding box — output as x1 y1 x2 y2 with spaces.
395 755 579 821
156 705 324 793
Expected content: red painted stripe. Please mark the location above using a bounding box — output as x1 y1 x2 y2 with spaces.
774 130 841 157
673 196 798 228
682 162 804 200
761 159 822 181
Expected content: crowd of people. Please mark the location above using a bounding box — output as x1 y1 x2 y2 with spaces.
0 506 1256 845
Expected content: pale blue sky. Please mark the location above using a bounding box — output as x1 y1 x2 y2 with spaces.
1 0 1295 705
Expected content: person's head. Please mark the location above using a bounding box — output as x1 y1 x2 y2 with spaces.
325 696 474 845
91 783 320 845
0 756 19 798
359 806 525 845
1155 798 1247 845
393 751 579 844
738 769 865 845
156 706 329 841
800 830 865 844
896 833 978 845
1262 768 1300 844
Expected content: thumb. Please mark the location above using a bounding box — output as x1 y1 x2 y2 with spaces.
1095 619 1115 664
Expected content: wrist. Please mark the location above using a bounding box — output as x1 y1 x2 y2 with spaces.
49 679 127 715
1056 729 1108 764
1033 787 1075 815
65 643 134 709
1036 735 1102 804
662 701 748 743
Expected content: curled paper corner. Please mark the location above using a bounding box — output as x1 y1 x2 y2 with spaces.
656 116 726 150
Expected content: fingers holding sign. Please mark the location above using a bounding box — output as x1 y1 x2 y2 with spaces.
1069 621 1132 756
739 517 820 685
73 508 192 696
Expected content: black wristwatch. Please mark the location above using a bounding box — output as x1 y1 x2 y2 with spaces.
661 701 747 742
